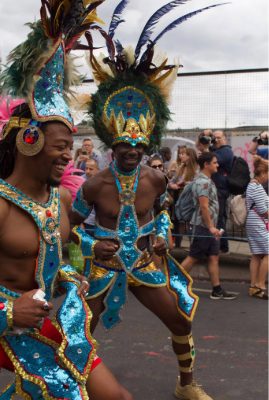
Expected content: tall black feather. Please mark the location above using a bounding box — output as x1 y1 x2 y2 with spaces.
108 0 129 39
134 0 188 60
115 39 124 54
152 3 227 46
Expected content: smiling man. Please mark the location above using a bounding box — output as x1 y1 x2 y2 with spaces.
0 0 133 398
70 54 209 400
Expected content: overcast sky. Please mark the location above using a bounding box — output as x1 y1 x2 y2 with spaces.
0 0 267 129
0 0 268 73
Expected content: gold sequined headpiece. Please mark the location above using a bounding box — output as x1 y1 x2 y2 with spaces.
102 86 156 147
86 1 223 150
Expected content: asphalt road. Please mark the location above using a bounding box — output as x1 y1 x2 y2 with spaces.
0 281 267 400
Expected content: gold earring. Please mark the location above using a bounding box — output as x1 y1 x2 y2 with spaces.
16 125 45 156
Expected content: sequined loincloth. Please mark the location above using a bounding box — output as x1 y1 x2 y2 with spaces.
91 250 164 286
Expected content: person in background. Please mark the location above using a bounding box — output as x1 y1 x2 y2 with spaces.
147 154 165 171
246 156 269 300
83 159 100 235
196 129 213 155
167 145 186 180
248 131 269 160
211 130 234 254
159 146 172 173
169 147 198 247
74 147 83 164
147 155 174 257
76 138 103 170
83 158 100 180
181 152 237 300
169 147 198 191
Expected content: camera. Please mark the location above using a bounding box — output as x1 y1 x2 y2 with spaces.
199 135 212 145
82 150 88 155
253 136 268 146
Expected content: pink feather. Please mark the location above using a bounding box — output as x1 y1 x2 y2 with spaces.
0 96 25 134
60 161 85 200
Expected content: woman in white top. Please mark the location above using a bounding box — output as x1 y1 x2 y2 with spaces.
245 156 269 300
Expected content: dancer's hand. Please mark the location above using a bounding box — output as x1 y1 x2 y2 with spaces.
76 275 90 297
94 240 119 260
153 236 167 256
13 289 53 329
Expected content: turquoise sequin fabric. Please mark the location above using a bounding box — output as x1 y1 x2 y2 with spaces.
0 180 95 399
31 40 73 129
73 164 198 330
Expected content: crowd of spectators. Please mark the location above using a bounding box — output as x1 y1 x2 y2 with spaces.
64 129 268 300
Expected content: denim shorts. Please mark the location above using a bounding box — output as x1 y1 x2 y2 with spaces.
189 225 220 258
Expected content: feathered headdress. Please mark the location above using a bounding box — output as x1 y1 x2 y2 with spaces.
86 0 225 150
0 96 24 136
0 0 104 140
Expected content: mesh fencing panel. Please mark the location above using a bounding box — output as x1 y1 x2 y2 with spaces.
81 68 268 130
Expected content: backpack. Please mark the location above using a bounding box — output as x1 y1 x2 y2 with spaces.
230 194 247 227
175 181 196 222
227 156 250 195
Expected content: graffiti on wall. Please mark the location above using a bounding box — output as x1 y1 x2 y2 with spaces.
232 140 253 172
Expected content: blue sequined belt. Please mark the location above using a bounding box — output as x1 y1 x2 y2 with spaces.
93 258 151 272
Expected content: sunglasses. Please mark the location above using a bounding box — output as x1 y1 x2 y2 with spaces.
151 164 163 169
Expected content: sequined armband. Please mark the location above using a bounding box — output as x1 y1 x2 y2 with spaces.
72 226 98 276
155 210 173 244
72 186 93 219
59 264 78 276
0 299 13 335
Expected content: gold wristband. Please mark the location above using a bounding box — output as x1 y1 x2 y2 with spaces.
6 301 14 329
91 240 99 257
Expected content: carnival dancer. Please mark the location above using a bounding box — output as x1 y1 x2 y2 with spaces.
0 2 132 399
70 2 223 399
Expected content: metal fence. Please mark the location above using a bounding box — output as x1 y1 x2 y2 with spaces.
82 68 268 130
79 68 268 243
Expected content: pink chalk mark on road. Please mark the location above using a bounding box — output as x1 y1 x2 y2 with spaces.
144 352 162 357
256 338 268 343
202 336 219 340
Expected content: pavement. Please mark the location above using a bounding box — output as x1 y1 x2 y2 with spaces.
1 281 267 400
171 237 251 283
1 242 267 400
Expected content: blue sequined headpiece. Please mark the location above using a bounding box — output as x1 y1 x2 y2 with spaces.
29 38 73 130
0 1 105 137
102 86 155 147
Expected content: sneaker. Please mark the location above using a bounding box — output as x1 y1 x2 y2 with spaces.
210 289 237 300
174 378 213 399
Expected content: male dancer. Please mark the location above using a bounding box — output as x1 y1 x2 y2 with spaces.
0 1 132 398
70 2 219 398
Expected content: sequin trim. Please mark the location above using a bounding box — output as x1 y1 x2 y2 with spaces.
155 210 173 244
163 254 199 322
6 301 13 329
54 272 97 383
0 338 61 400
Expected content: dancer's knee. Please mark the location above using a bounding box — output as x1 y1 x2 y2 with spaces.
169 315 192 336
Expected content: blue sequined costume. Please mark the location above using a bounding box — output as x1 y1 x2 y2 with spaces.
0 180 95 400
72 163 198 330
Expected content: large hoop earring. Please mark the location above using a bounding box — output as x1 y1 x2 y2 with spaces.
16 126 45 156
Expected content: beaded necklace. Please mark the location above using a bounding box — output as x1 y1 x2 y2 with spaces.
110 160 140 205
